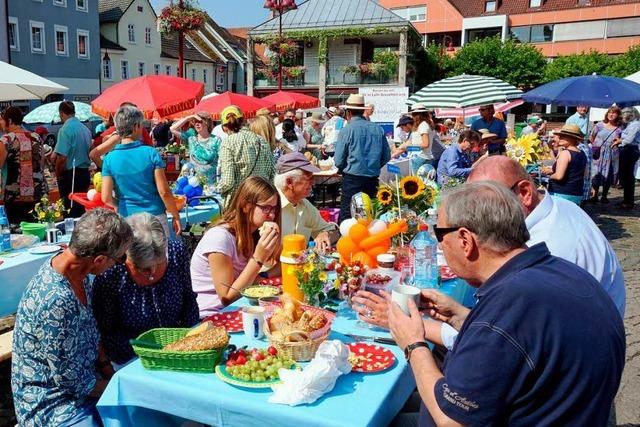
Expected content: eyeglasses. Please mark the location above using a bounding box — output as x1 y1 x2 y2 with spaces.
256 204 278 215
433 225 464 243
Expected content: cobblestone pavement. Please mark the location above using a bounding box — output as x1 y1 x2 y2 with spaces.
584 185 640 427
0 186 639 427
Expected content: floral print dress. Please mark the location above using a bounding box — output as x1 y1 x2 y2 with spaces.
187 134 221 186
11 259 99 426
0 130 47 204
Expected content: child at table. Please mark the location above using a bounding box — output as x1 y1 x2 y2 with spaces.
190 176 281 317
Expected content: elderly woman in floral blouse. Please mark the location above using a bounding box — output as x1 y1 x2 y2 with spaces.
93 212 199 366
12 209 132 427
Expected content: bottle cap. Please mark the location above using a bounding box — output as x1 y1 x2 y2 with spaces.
419 223 428 231
308 241 316 248
376 253 395 264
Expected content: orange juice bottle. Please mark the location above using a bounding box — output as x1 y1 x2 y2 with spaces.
280 234 306 301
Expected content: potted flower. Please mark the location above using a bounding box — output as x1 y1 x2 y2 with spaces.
255 69 269 87
32 196 67 229
157 1 207 36
294 250 330 306
341 65 360 84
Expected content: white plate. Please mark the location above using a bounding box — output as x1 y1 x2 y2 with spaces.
28 244 62 255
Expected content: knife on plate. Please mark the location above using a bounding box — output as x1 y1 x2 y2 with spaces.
346 334 396 346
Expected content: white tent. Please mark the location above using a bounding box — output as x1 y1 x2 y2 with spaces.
0 61 67 101
590 71 640 122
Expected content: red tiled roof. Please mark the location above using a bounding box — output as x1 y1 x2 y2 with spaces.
448 0 640 17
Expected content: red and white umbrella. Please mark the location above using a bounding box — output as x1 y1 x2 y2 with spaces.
435 99 524 119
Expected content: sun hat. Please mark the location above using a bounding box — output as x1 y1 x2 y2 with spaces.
444 118 454 125
276 152 321 174
528 116 542 125
308 112 326 124
480 132 498 141
220 105 243 125
409 103 430 113
340 94 367 110
555 123 584 140
397 116 414 127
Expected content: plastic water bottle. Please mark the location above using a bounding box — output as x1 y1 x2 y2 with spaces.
411 224 438 289
425 208 438 240
0 215 11 252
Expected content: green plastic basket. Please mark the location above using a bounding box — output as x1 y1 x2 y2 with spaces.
132 328 225 372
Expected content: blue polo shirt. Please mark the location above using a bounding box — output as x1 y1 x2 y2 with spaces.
54 116 92 169
470 117 508 139
101 141 166 216
421 243 625 426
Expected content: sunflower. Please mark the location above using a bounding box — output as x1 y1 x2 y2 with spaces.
303 263 315 274
318 272 328 282
376 187 394 205
399 176 425 200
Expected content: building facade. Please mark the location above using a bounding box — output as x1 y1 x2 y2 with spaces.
7 0 101 104
0 1 8 62
380 0 640 57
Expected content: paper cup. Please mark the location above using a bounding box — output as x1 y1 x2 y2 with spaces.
242 306 266 339
391 285 420 315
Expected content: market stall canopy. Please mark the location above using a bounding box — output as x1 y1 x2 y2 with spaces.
522 73 640 108
91 75 204 120
262 91 320 112
24 101 102 124
590 71 640 121
185 91 274 120
0 61 68 101
435 99 524 119
407 74 523 109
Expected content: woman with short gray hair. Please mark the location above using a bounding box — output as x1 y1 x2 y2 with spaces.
101 104 181 237
93 212 199 366
12 209 132 426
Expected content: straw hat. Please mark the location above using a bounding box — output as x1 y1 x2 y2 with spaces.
480 131 498 141
308 112 326 124
410 103 430 113
340 94 367 110
555 123 584 140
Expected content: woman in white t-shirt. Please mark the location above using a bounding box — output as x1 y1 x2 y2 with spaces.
190 176 281 317
393 104 436 166
279 118 306 153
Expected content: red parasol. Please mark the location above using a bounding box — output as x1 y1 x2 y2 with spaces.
91 75 204 120
184 91 275 120
262 91 320 112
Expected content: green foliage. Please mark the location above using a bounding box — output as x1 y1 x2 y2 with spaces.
606 45 640 77
411 43 453 89
543 50 610 82
447 36 546 90
373 50 399 78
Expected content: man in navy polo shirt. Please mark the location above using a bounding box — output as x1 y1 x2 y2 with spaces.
388 181 625 426
470 104 507 141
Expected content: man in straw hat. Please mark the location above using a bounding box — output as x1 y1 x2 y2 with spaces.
334 94 391 222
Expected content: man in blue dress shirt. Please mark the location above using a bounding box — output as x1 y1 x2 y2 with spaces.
334 94 391 222
436 130 479 186
566 104 590 138
470 104 507 140
387 181 625 427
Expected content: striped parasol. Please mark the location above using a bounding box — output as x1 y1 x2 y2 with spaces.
407 74 523 109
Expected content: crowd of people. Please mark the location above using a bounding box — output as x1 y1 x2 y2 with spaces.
4 92 639 426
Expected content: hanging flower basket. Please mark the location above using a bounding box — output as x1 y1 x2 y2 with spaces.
157 2 207 35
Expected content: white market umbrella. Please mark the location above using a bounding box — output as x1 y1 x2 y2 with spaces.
407 74 523 109
0 61 67 101
24 101 101 124
589 71 640 122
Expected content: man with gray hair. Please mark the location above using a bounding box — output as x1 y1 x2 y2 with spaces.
615 107 640 209
275 152 336 252
387 181 625 426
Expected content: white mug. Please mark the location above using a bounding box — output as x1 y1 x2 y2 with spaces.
46 228 62 244
391 285 421 315
242 306 265 339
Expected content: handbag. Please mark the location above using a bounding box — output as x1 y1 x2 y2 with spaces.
592 126 618 160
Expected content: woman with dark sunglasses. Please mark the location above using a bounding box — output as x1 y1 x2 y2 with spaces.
190 176 282 317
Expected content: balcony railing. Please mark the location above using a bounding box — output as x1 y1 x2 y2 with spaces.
254 73 398 88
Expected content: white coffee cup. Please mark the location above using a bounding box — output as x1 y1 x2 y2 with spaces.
46 228 62 244
391 285 421 315
242 306 266 339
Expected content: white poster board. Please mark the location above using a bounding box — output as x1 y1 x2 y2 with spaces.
358 86 409 124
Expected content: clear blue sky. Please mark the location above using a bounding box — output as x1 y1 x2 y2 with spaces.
150 0 271 28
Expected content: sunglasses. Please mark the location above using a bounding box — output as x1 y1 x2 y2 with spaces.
433 225 464 243
256 204 278 215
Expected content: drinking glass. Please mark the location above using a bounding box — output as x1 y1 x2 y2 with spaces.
64 218 75 236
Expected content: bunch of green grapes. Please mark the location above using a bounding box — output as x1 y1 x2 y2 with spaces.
226 348 295 382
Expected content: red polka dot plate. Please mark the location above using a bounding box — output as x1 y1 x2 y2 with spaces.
203 310 243 333
440 265 457 281
347 342 396 373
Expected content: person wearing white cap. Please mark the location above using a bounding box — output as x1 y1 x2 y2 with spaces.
334 94 391 222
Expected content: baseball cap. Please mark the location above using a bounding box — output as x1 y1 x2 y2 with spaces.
220 105 243 125
397 116 414 127
276 152 321 174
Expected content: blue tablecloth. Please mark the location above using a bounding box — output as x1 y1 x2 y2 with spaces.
96 278 471 427
0 205 219 318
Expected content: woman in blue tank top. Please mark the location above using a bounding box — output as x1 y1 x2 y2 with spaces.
541 124 587 205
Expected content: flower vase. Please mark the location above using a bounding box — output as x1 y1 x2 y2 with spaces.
304 293 320 307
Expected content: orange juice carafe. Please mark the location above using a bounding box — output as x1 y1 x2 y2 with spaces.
280 234 306 301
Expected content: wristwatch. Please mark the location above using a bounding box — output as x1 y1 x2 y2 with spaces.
404 341 429 363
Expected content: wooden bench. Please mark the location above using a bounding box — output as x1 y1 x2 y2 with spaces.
0 330 13 362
